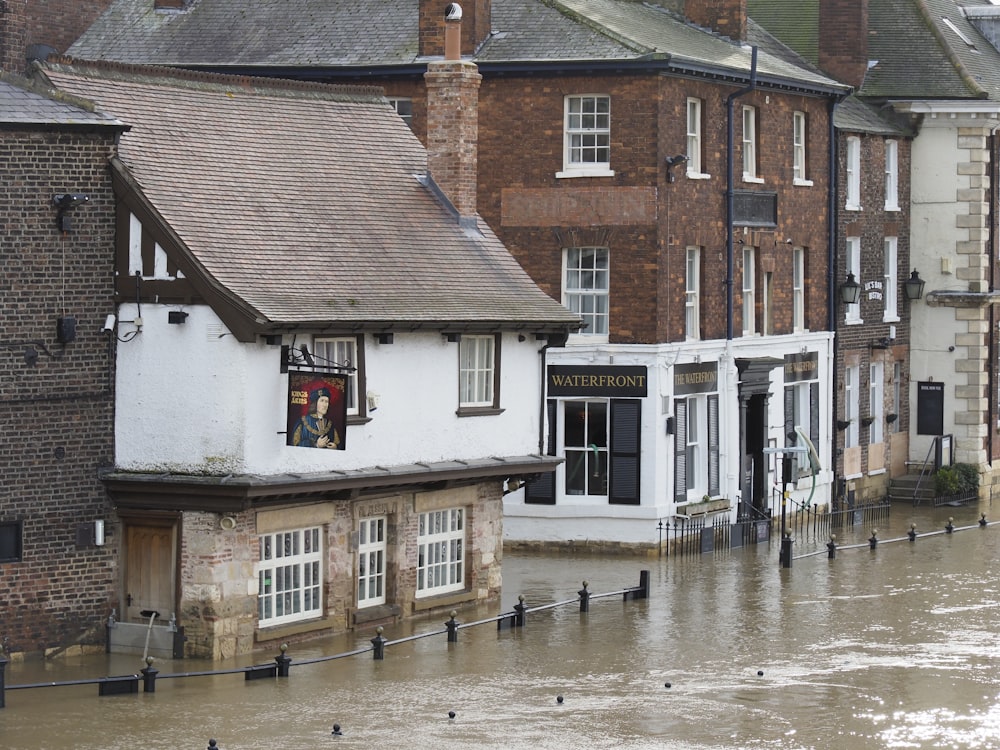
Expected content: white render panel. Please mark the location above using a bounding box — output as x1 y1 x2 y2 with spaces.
114 303 545 474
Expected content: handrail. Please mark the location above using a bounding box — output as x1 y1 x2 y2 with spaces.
912 435 941 505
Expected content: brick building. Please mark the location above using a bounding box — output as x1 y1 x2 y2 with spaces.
0 74 125 655
64 0 852 548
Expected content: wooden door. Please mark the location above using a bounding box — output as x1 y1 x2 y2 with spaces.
124 521 176 623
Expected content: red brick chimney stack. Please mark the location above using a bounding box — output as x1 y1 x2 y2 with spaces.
684 0 747 42
425 5 482 221
818 0 869 88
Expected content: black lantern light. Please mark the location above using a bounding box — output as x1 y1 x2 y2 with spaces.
903 269 925 301
839 272 861 305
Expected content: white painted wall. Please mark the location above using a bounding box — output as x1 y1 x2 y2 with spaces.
114 303 546 474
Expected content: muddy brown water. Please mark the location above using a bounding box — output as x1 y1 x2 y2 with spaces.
2 504 999 749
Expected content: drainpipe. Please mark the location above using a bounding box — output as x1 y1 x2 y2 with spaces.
828 96 840 503
726 46 758 340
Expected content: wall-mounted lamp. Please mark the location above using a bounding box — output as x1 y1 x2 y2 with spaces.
839 272 861 305
375 332 393 345
665 154 689 183
167 310 189 325
903 269 925 301
53 193 90 233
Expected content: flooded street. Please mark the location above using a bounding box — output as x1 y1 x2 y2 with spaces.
3 503 1000 749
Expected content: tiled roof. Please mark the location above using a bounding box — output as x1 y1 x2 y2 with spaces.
0 73 122 126
834 96 913 136
67 0 844 91
38 60 580 331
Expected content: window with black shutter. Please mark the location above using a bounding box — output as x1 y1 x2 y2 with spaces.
609 399 641 505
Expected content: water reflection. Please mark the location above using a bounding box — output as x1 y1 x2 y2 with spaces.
2 504 998 749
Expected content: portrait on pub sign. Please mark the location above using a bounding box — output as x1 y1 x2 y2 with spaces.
287 371 347 450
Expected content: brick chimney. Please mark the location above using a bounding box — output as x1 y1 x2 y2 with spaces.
1 0 116 75
685 0 747 42
818 0 869 88
424 5 482 221
420 0 492 58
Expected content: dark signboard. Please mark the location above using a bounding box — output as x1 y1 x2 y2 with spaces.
674 361 718 395
547 365 648 397
783 351 818 383
287 371 348 449
916 381 944 436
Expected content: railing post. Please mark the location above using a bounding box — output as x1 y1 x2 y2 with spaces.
946 517 955 534
578 581 590 613
445 611 459 643
141 656 159 693
908 523 917 542
869 529 878 549
371 626 387 660
0 650 7 709
275 643 291 677
980 513 988 527
207 740 219 750
637 569 650 599
826 534 837 559
514 595 526 627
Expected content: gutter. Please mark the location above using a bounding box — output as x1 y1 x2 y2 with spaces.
725 46 758 340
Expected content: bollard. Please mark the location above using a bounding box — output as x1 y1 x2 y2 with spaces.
826 534 836 559
946 517 954 534
514 595 526 628
637 569 650 599
578 581 590 613
445 611 459 643
0 650 7 709
780 529 793 568
207 740 219 750
275 643 291 677
869 530 878 549
908 523 917 542
981 513 988 527
141 656 158 693
371 626 387 660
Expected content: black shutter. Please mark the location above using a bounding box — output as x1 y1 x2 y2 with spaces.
708 394 720 496
609 399 641 505
525 400 557 505
674 399 687 502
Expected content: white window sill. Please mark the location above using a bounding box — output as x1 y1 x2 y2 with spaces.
556 168 615 179
844 317 864 326
793 178 814 187
742 175 765 184
565 333 609 345
882 315 900 324
884 204 900 212
686 171 711 180
844 203 862 211
868 468 887 476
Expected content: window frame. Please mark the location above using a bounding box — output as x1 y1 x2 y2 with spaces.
558 94 614 178
846 236 862 324
416 508 465 598
686 98 707 178
845 364 860 449
892 361 902 434
313 335 365 420
742 105 762 182
458 334 500 413
870 361 884 446
257 527 323 628
564 246 610 338
685 246 701 340
0 519 23 562
563 399 609 498
674 394 720 502
792 247 805 332
742 246 756 336
793 111 813 186
357 516 387 608
884 237 899 322
884 139 899 210
387 97 413 129
845 136 861 210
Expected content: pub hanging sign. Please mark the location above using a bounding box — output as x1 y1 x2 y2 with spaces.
287 371 348 450
547 365 648 397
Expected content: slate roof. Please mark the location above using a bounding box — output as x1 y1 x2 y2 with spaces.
37 60 580 333
67 0 846 93
834 96 913 136
0 73 122 127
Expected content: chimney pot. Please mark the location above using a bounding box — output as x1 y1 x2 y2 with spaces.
445 4 463 61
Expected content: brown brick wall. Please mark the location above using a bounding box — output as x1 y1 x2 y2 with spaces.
0 129 118 656
0 0 114 75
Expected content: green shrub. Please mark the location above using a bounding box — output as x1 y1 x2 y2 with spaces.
953 463 980 494
935 463 979 496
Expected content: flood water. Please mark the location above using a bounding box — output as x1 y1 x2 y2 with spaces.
3 503 1000 749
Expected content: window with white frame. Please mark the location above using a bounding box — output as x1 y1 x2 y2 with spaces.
762 270 774 335
459 334 497 409
258 527 322 627
884 139 899 210
685 246 700 340
742 246 756 335
883 237 898 321
674 394 720 501
845 364 860 449
870 361 884 445
793 247 805 332
357 516 386 607
793 111 812 185
846 236 862 324
892 361 902 433
313 336 361 416
564 247 609 336
845 136 861 210
686 98 704 176
388 97 413 129
564 400 609 496
742 105 759 181
416 508 464 597
560 95 612 177
785 379 820 477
